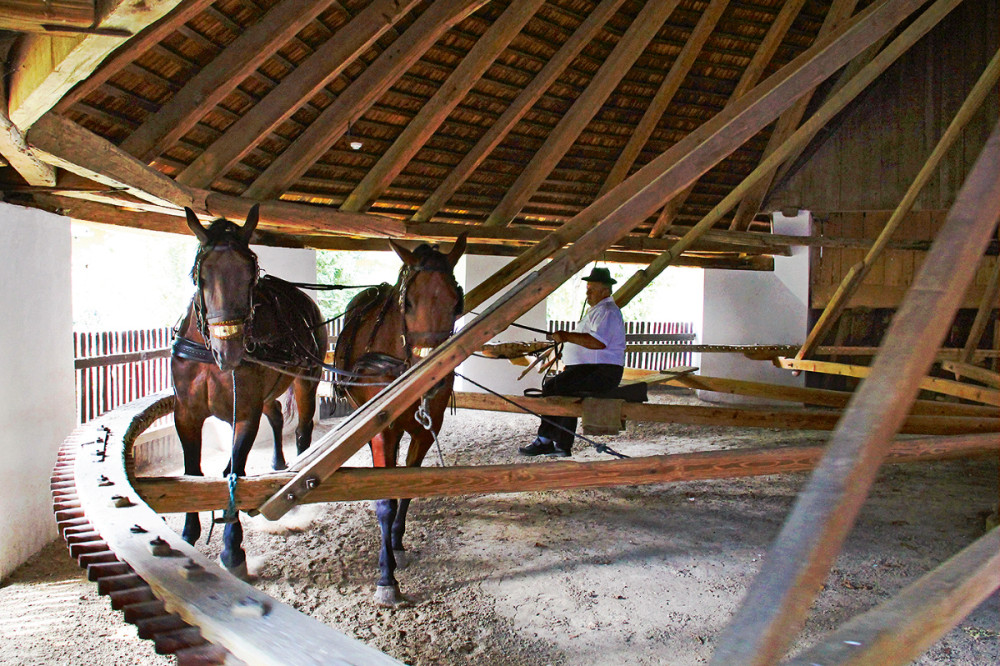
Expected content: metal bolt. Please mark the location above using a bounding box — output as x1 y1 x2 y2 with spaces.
98 475 114 487
305 477 319 490
148 537 171 557
286 492 296 502
232 596 269 618
129 524 147 534
110 495 133 508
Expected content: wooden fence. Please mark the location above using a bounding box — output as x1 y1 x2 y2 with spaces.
548 320 696 369
72 318 694 423
74 327 173 423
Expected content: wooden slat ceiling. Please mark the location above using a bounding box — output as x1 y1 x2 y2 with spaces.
2 0 869 262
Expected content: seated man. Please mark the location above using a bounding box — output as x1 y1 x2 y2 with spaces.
519 266 626 457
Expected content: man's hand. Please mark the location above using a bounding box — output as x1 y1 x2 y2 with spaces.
546 330 605 349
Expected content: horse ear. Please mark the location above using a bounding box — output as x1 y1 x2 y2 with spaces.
185 208 210 244
389 238 415 265
241 204 260 243
446 232 468 268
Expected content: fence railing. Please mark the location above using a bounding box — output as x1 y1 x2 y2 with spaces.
548 320 696 370
74 327 173 423
72 318 695 423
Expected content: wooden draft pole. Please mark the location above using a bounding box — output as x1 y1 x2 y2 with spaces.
257 0 936 522
612 0 967 308
709 124 1000 665
137 434 999 514
795 47 1000 361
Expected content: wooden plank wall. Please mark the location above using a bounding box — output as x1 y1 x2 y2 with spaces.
810 211 997 308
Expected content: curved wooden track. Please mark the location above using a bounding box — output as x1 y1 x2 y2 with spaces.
51 390 400 666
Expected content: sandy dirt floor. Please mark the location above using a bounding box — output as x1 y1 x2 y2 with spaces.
2 390 997 665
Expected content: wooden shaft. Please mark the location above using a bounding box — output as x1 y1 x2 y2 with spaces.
940 360 1000 388
135 434 1000 514
710 120 1000 665
960 254 1000 364
613 0 964 307
784 529 1000 666
257 0 934 522
797 47 1000 360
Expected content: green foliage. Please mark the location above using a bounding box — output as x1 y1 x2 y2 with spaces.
315 249 401 320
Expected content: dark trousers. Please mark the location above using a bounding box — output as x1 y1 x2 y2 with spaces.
537 364 623 451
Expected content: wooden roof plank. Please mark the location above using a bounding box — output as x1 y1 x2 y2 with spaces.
409 0 627 224
175 0 423 190
483 0 681 227
613 0 962 306
645 0 807 238
119 0 337 163
599 0 732 199
7 0 186 129
711 119 1000 665
339 0 545 212
243 0 489 202
256 0 931 523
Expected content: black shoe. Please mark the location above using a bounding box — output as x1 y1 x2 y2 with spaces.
519 439 555 456
546 446 571 458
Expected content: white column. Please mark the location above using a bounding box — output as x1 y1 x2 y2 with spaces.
454 255 549 396
699 211 811 404
0 203 75 580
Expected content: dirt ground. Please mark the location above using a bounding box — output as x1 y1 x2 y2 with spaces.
2 390 997 665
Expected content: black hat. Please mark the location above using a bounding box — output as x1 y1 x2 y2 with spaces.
581 267 616 285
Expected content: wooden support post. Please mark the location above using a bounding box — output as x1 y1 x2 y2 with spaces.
613 0 966 308
135 434 1000 514
0 79 55 186
784 529 1000 666
709 125 1000 665
257 0 935 522
796 47 1000 360
959 253 1000 365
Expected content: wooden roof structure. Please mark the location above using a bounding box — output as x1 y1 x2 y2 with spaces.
1 0 991 272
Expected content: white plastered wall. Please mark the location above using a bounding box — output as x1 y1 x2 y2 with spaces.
454 254 548 397
699 211 811 404
0 203 75 580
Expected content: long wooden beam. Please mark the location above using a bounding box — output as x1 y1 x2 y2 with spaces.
120 0 336 163
644 0 803 237
599 0 732 199
257 0 934 522
777 357 1000 406
409 0 627 224
244 0 487 202
0 80 56 185
453 392 998 435
796 48 1000 360
960 252 1000 364
784 529 1000 666
135 434 1000 514
482 0 680 227
710 122 1000 665
7 0 183 128
940 361 1000 388
175 0 421 190
0 1 94 33
613 0 963 307
340 0 543 212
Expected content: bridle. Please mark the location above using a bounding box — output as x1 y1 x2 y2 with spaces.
190 229 260 350
395 257 464 363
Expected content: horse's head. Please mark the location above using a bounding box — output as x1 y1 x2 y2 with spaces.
186 205 260 371
389 233 467 360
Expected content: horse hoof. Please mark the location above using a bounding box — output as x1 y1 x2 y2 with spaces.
374 584 407 607
393 549 410 570
220 557 252 582
272 461 287 471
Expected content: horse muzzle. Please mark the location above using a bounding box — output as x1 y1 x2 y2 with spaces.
407 330 452 359
207 320 247 370
208 320 244 340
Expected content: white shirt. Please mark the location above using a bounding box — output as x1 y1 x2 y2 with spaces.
562 296 626 366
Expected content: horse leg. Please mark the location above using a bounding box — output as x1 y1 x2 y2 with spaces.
392 402 445 568
292 377 319 455
263 399 286 471
371 430 405 607
219 414 262 581
175 408 206 546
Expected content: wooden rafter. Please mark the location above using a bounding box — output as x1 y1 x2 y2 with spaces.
599 0 733 199
726 0 860 232
255 0 934 523
959 251 1000 365
644 0 806 237
119 0 336 164
409 0 627 224
482 0 680 227
795 47 1000 360
0 79 55 185
612 0 964 307
0 1 94 33
243 0 488 202
339 0 544 212
710 122 1000 665
7 0 184 129
175 0 421 190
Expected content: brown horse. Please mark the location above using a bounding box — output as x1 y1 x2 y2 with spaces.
171 205 327 578
334 235 466 606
